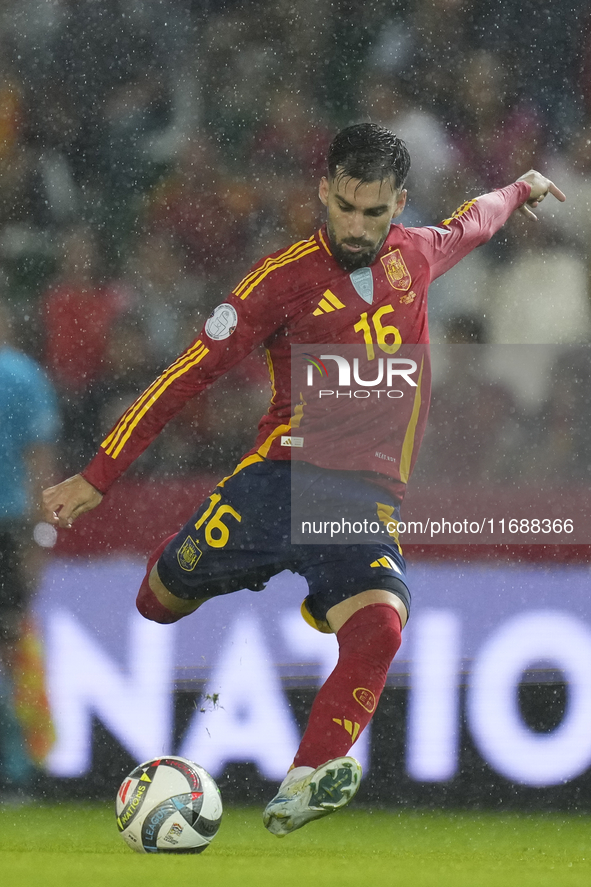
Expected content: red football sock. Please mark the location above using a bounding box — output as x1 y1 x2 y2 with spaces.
136 534 184 624
293 603 402 769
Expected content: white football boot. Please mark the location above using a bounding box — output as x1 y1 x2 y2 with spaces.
263 756 362 837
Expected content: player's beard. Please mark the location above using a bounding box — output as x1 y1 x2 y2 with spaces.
326 223 385 271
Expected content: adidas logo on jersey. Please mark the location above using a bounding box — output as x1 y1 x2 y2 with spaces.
313 289 345 315
281 436 304 447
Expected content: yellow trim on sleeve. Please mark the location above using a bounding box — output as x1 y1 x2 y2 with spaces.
102 340 208 454
233 239 319 301
102 341 209 458
441 198 477 228
233 240 310 297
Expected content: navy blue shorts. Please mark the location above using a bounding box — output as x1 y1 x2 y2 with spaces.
157 458 410 624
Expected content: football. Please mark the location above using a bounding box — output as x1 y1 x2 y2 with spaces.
115 756 223 853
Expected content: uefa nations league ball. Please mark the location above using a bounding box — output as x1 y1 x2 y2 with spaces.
116 756 223 853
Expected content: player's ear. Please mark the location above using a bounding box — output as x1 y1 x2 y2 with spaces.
319 177 329 207
392 189 407 219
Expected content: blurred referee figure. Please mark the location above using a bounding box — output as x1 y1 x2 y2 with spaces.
42 124 565 835
0 299 59 801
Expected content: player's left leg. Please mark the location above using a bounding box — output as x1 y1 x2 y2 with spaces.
263 587 406 836
136 535 206 624
136 459 294 624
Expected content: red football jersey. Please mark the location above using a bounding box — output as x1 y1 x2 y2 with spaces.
82 182 529 497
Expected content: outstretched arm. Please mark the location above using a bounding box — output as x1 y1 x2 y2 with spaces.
42 473 103 528
516 169 566 220
411 171 566 282
40 246 296 528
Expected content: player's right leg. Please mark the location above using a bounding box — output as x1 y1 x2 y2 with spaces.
264 473 410 837
263 598 403 836
262 756 362 837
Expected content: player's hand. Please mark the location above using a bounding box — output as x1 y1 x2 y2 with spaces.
42 474 103 528
516 169 566 220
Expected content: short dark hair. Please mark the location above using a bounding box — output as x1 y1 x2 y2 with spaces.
327 123 411 190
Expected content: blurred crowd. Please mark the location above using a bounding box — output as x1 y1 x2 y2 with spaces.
0 0 590 483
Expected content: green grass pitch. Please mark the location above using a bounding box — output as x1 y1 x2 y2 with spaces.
0 803 589 887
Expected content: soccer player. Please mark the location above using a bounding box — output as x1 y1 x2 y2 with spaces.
42 124 565 835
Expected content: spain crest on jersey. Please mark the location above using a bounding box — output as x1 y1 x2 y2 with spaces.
381 249 412 291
